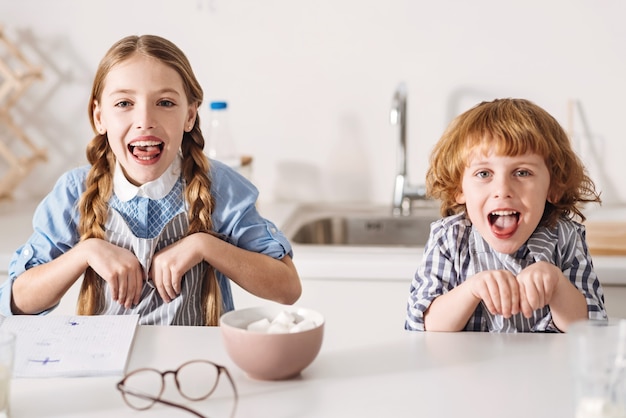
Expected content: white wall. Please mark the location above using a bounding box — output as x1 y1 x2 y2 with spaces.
1 0 625 207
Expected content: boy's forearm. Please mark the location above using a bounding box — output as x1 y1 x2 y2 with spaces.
423 283 481 331
548 278 588 332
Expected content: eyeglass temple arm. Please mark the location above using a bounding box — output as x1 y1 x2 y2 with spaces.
118 385 208 418
222 367 239 401
152 397 208 418
221 367 239 418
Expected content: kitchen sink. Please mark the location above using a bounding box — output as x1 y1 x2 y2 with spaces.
282 203 440 247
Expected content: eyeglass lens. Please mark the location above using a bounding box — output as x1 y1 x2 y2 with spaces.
121 360 221 410
177 361 220 400
122 368 164 410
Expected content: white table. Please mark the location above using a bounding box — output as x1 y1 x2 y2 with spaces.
10 322 576 418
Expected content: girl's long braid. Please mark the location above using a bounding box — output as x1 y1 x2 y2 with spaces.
76 133 115 315
181 124 222 326
77 34 220 324
76 129 221 325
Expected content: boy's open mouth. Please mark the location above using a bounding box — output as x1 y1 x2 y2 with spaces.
488 210 520 237
128 140 164 161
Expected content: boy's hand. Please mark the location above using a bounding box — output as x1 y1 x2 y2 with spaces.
469 262 564 319
516 261 563 318
468 270 521 318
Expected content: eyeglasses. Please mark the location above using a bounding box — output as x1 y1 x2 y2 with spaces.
116 359 238 418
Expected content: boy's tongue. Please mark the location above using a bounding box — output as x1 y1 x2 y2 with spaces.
491 214 518 236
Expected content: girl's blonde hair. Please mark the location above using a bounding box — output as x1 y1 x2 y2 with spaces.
427 98 600 227
77 34 222 325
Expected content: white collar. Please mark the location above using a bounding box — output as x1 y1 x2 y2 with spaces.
113 155 181 202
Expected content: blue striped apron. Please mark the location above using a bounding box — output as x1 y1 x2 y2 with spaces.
100 208 206 325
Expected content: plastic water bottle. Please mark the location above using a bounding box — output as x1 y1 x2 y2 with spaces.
205 101 238 165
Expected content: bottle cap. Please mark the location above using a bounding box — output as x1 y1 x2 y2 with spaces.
210 101 228 110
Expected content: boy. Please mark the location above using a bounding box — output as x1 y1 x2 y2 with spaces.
405 98 606 332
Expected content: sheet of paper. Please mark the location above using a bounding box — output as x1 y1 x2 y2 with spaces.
0 314 139 378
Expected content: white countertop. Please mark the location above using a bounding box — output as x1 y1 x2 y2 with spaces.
0 198 621 417
11 322 577 418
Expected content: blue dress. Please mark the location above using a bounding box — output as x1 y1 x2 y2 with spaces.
0 159 293 323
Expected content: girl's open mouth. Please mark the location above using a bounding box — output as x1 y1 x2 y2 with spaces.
128 140 164 161
488 210 520 237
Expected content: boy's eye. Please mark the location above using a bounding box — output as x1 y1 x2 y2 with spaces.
476 170 491 179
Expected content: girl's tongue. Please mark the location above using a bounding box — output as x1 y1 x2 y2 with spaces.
129 141 163 160
489 211 519 237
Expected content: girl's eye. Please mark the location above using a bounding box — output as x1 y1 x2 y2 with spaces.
515 170 531 177
158 100 175 107
475 170 491 179
115 101 132 108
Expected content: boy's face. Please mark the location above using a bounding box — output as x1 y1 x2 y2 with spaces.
456 149 551 255
92 53 197 186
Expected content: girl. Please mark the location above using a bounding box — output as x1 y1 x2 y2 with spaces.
405 98 606 332
0 34 301 325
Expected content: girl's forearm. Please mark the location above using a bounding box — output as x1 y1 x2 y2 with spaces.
199 234 301 305
11 241 90 314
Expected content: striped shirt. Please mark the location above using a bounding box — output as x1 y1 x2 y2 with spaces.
405 213 607 332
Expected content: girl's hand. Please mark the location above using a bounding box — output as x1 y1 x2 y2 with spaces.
84 239 144 309
150 234 205 303
516 261 562 318
468 270 521 318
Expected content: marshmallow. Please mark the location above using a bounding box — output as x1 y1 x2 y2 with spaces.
267 322 292 334
246 318 271 332
247 310 318 334
272 310 296 326
290 318 317 333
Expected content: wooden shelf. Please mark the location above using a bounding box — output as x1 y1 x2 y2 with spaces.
0 27 46 199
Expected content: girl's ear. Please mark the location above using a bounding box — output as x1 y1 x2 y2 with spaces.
93 100 106 134
185 103 198 132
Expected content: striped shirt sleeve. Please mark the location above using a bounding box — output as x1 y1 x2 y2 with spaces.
405 215 470 331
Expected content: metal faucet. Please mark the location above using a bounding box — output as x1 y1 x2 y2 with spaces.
390 82 426 216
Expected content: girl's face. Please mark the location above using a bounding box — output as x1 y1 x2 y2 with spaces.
92 53 197 186
455 148 551 255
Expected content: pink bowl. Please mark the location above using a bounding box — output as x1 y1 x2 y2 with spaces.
220 306 324 380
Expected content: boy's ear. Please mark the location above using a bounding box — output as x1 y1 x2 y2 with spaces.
547 189 561 204
455 189 466 204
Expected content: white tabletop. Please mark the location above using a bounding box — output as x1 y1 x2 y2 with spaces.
10 323 576 418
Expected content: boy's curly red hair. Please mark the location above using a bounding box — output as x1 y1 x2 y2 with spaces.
426 98 600 227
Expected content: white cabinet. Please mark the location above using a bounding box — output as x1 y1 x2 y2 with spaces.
232 275 626 335
231 276 410 347
603 285 626 319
